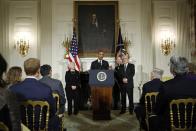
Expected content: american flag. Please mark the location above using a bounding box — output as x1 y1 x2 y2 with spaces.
116 27 125 58
68 31 81 71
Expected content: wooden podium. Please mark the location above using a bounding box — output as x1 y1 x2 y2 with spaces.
89 70 114 120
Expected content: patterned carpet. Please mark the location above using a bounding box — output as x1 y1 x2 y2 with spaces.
63 110 140 131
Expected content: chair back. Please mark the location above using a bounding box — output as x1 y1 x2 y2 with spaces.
170 98 196 131
52 92 60 113
0 122 9 131
145 92 159 114
20 100 50 131
52 92 64 131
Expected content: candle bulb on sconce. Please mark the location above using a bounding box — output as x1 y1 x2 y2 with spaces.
15 38 30 57
62 36 71 59
160 36 176 56
123 36 131 51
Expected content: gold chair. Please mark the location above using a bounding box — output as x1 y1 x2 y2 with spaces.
52 92 60 114
0 122 9 131
170 98 196 131
20 100 50 131
52 92 64 131
145 92 159 131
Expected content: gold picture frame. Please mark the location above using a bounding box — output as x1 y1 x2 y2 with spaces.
74 1 119 57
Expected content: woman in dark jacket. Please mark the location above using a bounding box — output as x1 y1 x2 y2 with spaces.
65 62 81 115
0 54 21 131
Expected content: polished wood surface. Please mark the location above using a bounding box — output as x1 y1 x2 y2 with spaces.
91 86 112 120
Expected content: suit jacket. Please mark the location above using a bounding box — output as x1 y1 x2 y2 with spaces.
65 70 81 91
155 75 196 130
140 78 162 105
39 76 66 113
0 88 21 131
10 78 56 117
118 63 135 88
90 59 109 70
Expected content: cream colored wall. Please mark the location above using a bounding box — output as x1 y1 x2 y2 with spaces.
153 1 177 77
8 1 38 69
51 0 143 102
1 0 193 102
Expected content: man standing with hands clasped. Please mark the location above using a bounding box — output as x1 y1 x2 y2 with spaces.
119 53 135 115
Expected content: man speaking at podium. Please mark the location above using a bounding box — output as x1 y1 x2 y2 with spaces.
90 50 109 70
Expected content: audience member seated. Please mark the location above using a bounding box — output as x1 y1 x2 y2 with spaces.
39 64 66 114
6 66 22 87
0 54 21 131
135 68 163 130
187 62 196 80
10 58 60 130
65 62 81 116
153 56 196 131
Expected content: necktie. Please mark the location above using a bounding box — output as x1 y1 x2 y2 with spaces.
100 60 102 66
124 64 127 72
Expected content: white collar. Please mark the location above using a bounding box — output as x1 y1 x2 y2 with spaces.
124 63 128 66
26 76 38 80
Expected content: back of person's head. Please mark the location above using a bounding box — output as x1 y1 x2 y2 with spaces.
40 64 52 77
6 66 22 85
0 54 7 78
151 68 164 80
188 63 196 74
24 58 40 76
0 54 7 87
170 56 189 76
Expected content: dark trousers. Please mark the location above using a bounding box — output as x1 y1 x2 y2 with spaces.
134 104 147 130
112 83 120 109
66 89 79 114
120 86 134 112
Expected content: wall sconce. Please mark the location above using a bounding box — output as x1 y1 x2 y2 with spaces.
15 39 30 57
124 36 131 51
160 32 175 56
62 37 71 59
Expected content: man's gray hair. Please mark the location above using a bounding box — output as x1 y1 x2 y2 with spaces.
170 56 189 75
152 68 164 79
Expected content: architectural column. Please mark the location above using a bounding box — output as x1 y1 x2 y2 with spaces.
141 0 153 82
40 0 52 65
0 0 9 61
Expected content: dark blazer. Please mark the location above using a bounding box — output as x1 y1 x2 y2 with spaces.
0 88 21 131
155 75 196 130
90 59 109 70
39 76 66 113
140 78 162 105
65 70 81 90
114 64 122 84
118 63 135 88
10 78 56 117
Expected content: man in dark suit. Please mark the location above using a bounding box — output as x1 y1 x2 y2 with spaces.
90 50 109 70
135 68 163 130
154 56 196 131
113 56 122 110
10 58 59 130
118 53 135 114
39 64 66 114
